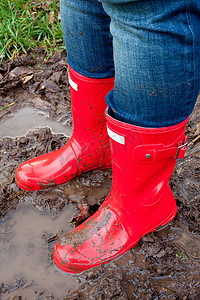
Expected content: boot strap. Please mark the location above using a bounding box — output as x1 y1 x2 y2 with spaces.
134 136 188 161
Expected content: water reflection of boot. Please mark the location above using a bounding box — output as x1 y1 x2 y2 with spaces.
15 66 114 190
53 110 188 273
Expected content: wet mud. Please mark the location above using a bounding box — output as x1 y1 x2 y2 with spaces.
0 52 200 299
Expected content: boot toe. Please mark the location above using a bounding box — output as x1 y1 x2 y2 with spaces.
15 155 58 190
53 206 132 273
15 161 37 190
53 242 92 273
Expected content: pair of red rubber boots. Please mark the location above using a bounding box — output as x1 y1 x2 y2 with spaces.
15 66 188 273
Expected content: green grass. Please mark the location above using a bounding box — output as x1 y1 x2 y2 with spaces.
0 0 65 62
176 250 188 261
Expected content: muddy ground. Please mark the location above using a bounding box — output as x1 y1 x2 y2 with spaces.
0 51 199 299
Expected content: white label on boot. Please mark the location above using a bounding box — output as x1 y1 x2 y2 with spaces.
68 75 78 91
107 127 125 145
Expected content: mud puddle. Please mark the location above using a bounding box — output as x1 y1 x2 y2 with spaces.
0 203 79 299
0 107 72 139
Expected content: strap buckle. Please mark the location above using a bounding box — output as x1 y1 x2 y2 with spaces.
175 136 188 159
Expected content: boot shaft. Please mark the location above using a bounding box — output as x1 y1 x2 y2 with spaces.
106 111 188 225
69 66 114 142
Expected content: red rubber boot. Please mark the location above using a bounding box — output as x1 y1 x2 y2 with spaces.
53 110 188 273
15 67 114 190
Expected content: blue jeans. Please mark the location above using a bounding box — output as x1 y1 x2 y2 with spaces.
60 0 200 127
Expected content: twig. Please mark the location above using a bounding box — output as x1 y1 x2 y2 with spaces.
0 110 11 120
187 134 200 147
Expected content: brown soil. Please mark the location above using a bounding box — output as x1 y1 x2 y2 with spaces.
0 51 199 299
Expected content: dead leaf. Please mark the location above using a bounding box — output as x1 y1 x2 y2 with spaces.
22 74 34 84
45 81 61 93
0 76 22 91
10 66 33 76
194 122 200 136
44 50 61 64
31 12 38 25
45 3 50 11
48 11 55 24
39 80 61 93
8 55 37 69
48 71 62 83
29 81 41 94
7 72 17 80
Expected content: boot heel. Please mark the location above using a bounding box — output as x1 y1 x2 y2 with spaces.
155 205 177 231
146 203 177 235
158 185 177 227
144 186 177 235
160 203 177 226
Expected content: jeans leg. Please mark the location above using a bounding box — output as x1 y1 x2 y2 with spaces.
100 0 200 127
60 0 114 78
